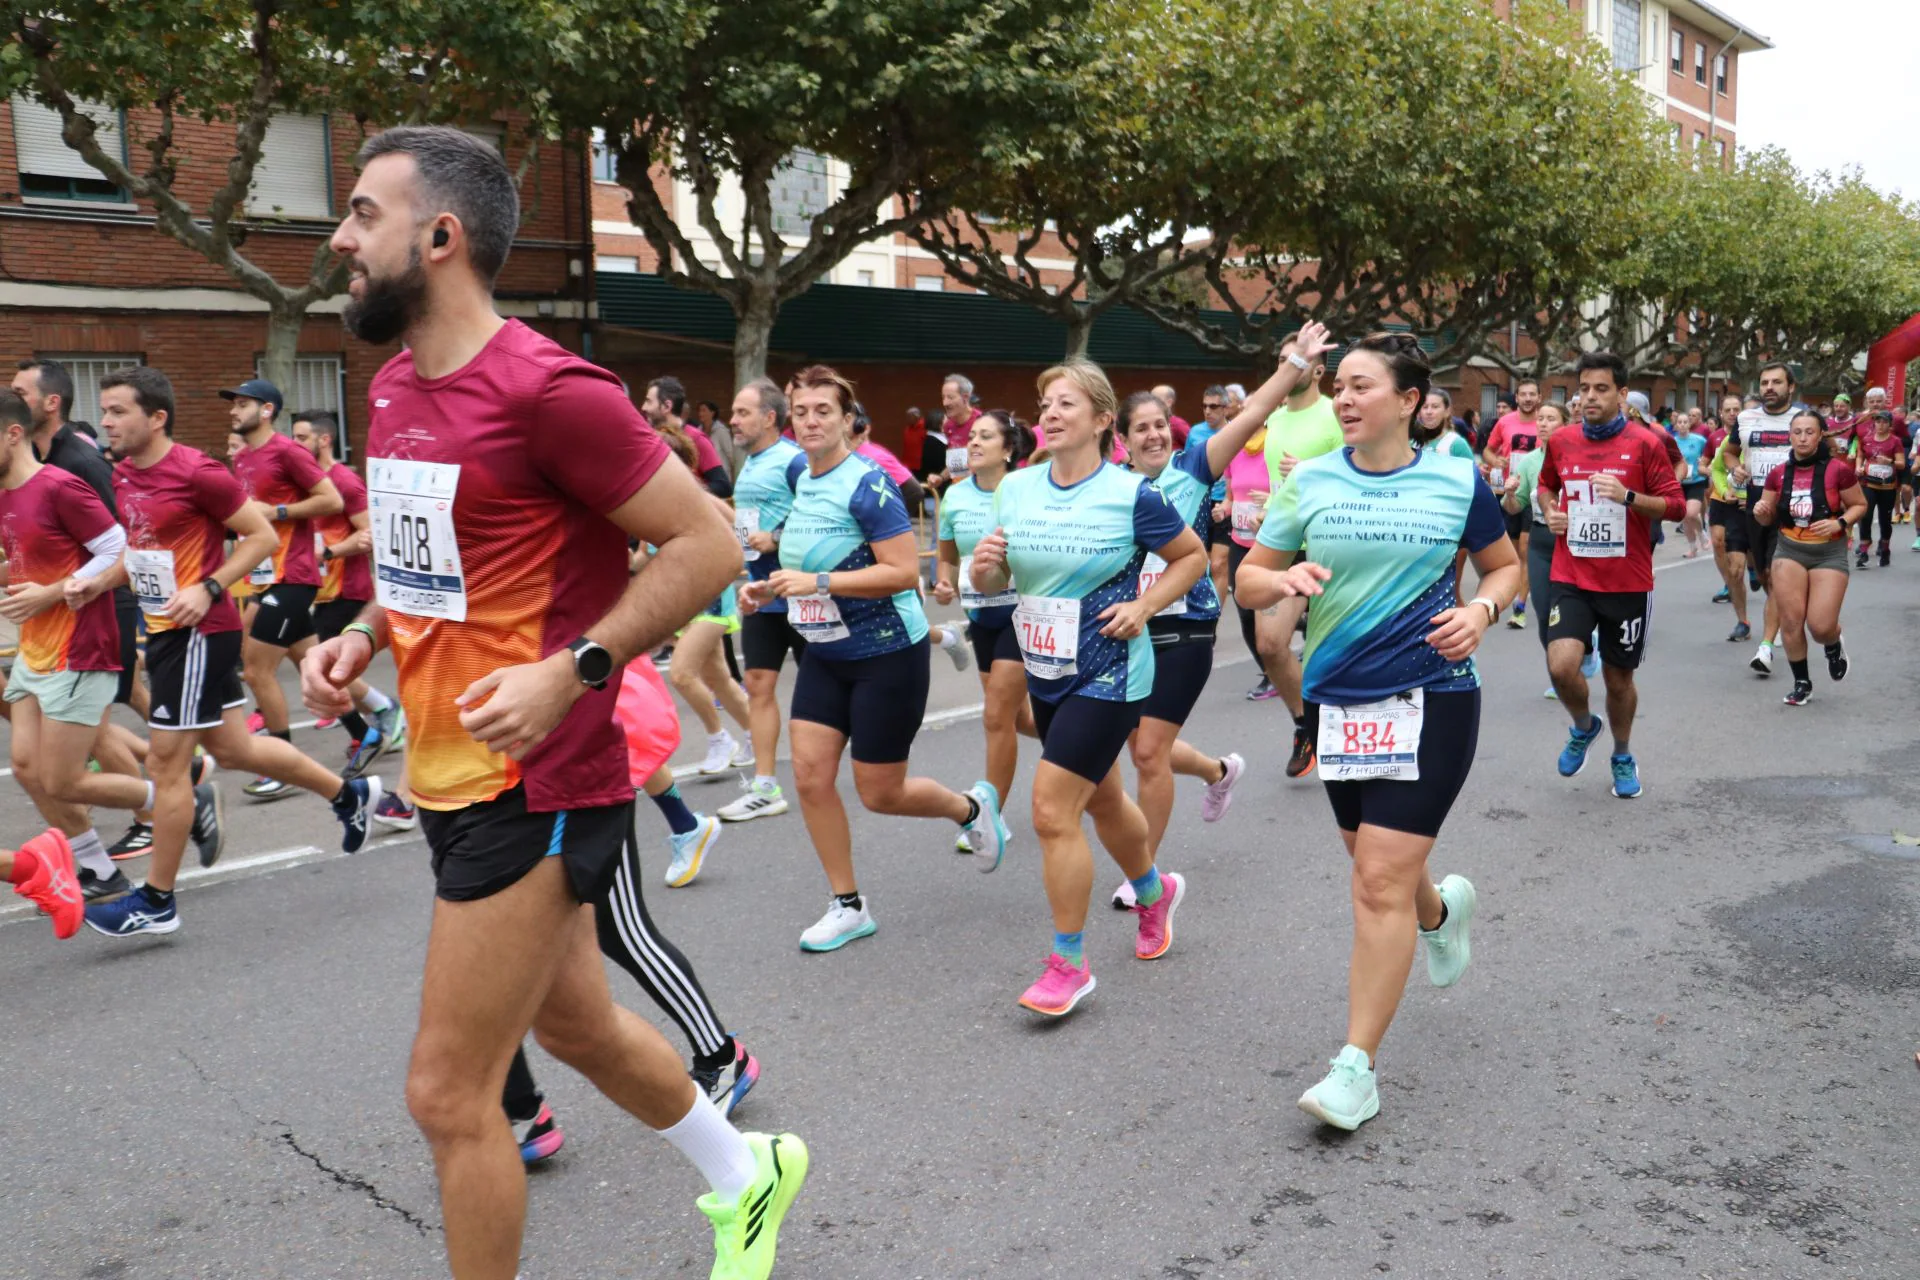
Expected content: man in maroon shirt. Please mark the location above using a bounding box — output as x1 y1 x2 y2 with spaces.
928 372 982 495
1538 350 1686 801
226 378 344 800
306 125 806 1277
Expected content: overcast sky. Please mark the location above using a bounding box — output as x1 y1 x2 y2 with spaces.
1729 0 1918 200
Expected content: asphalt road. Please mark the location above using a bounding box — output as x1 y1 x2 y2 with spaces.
2 544 1917 1280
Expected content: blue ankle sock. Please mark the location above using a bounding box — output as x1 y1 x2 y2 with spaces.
1052 930 1085 966
1129 866 1163 908
651 785 700 836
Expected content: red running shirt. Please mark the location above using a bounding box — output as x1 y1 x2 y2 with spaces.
316 462 372 604
0 466 122 670
1538 422 1688 594
233 432 328 587
1856 434 1901 489
365 320 669 814
1764 457 1857 543
114 443 247 636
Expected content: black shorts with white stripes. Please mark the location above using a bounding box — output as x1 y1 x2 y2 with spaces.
144 627 246 732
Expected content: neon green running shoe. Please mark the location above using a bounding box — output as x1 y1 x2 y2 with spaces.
701 1131 808 1280
1420 874 1477 988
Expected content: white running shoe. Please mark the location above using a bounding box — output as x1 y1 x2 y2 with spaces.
937 627 972 672
1750 642 1774 676
665 814 721 887
699 732 739 774
1110 879 1136 910
1200 752 1244 823
718 778 789 822
799 898 876 952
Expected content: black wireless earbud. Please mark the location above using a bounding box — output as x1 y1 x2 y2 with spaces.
432 227 449 248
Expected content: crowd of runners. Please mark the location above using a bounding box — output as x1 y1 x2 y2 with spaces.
0 127 1911 1279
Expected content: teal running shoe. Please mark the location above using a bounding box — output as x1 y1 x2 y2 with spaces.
1297 1045 1379 1131
1610 752 1642 799
1557 714 1604 777
1421 875 1477 988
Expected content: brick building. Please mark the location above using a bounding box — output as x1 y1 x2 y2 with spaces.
0 97 595 458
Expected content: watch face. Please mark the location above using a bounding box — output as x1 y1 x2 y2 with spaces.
576 644 614 684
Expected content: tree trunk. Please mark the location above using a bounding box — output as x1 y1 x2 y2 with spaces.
1063 308 1094 360
733 284 778 387
259 304 306 430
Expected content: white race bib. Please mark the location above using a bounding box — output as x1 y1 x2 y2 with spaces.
1868 462 1894 482
1787 489 1814 525
959 562 1017 611
734 506 761 562
1138 552 1187 617
1747 446 1789 487
1318 689 1423 781
1489 465 1506 490
369 459 467 621
125 548 178 616
1563 481 1626 558
946 446 970 476
248 555 275 587
1012 594 1080 681
789 591 850 643
1231 500 1264 538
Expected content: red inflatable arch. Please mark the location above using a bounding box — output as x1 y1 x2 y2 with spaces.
1865 313 1920 405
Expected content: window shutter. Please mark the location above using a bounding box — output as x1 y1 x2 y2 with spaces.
11 95 121 179
249 113 331 218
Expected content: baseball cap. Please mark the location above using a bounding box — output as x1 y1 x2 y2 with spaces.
218 378 284 416
1625 390 1652 417
1832 393 1852 406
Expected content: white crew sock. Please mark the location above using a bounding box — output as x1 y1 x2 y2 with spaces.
708 730 730 746
70 829 114 879
359 686 393 714
143 780 157 811
656 1093 757 1200
936 625 960 649
753 774 778 792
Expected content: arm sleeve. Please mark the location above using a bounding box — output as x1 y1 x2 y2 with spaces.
1132 478 1189 550
1253 477 1305 552
848 469 913 543
530 362 669 513
699 466 734 500
77 523 127 580
1462 473 1507 552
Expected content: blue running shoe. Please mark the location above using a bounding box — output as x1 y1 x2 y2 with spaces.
1609 753 1641 799
84 885 180 938
333 775 383 853
1580 648 1601 679
1557 714 1604 777
1727 621 1751 642
1712 586 1731 604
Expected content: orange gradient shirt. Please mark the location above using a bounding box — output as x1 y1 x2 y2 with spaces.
233 432 327 587
0 466 122 671
316 462 372 604
114 443 247 635
365 321 668 813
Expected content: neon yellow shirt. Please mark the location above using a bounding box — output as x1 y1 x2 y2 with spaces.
1263 395 1343 496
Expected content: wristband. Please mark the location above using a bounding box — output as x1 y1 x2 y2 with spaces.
342 621 380 653
1285 352 1310 372
1470 596 1500 626
276 504 289 522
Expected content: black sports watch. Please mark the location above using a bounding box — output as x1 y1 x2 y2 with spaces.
567 637 614 690
200 577 225 602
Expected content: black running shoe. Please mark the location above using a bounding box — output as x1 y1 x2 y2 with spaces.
191 781 225 868
78 865 132 901
1825 637 1849 682
107 822 154 861
1285 724 1316 778
1783 680 1813 707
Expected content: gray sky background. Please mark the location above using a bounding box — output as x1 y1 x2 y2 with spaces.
1728 0 1918 200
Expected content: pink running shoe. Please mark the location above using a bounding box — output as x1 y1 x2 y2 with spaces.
1133 870 1186 960
1200 753 1244 823
1017 953 1096 1017
246 710 266 735
314 716 339 730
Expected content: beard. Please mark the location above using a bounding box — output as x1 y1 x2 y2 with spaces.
343 246 427 345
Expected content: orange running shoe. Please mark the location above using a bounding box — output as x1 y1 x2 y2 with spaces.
11 830 82 939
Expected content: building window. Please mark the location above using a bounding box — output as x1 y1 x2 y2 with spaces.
1042 283 1059 296
1550 386 1568 405
1479 383 1499 423
591 128 617 183
598 255 638 273
1694 130 1706 152
1670 121 1683 150
913 274 945 293
855 269 876 287
769 150 830 239
1715 138 1728 163
10 95 129 203
40 354 142 427
1610 0 1642 71
1715 54 1729 93
1669 30 1684 72
258 355 347 456
1694 43 1707 84
248 113 331 219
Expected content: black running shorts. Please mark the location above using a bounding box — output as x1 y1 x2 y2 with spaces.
421 784 633 905
1030 692 1142 785
1141 626 1216 726
1307 687 1479 838
145 627 246 732
249 582 319 647
311 597 367 642
788 639 929 764
740 608 809 674
1546 582 1651 671
114 592 141 705
966 619 1022 672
